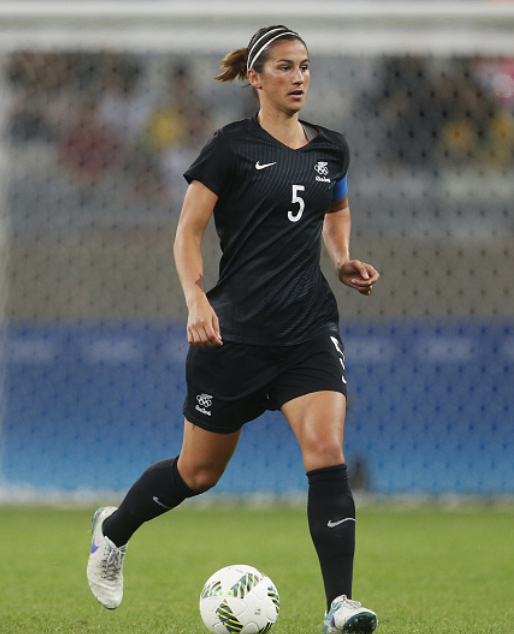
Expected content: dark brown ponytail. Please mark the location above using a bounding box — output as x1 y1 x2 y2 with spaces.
214 48 248 83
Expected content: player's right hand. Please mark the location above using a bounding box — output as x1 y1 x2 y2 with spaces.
187 297 223 347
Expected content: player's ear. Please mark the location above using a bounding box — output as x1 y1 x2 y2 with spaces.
247 69 262 89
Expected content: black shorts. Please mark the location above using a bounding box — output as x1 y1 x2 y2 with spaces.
183 331 347 433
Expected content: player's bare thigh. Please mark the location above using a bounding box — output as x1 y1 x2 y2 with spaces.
281 391 347 472
178 418 241 492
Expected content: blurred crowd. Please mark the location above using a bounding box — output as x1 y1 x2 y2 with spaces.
5 52 217 211
367 55 514 169
4 51 514 212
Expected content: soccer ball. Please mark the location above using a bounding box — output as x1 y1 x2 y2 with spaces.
199 564 280 634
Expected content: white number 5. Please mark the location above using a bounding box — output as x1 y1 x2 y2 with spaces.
288 184 305 222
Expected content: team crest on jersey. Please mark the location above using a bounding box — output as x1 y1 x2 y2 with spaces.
314 161 330 183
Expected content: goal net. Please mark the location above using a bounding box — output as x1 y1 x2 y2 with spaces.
1 1 513 501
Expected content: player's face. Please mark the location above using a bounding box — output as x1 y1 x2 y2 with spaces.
252 40 310 115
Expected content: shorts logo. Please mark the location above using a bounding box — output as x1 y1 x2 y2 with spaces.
195 393 213 416
314 161 330 183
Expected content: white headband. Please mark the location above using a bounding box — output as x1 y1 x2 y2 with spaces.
247 29 298 71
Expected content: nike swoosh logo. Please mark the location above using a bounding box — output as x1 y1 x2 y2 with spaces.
255 161 277 170
153 496 172 510
90 542 100 554
327 518 356 528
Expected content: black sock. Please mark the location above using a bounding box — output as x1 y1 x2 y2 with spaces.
103 457 199 546
307 463 355 609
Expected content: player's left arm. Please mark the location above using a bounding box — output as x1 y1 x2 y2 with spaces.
322 195 380 295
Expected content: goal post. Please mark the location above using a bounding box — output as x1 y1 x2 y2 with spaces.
0 1 514 55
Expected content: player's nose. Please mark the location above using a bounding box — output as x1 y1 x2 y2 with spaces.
291 65 304 83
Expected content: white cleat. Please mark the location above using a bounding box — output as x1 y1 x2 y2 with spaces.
323 595 378 633
87 506 127 609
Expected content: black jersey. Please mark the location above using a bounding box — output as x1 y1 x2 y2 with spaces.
184 115 350 345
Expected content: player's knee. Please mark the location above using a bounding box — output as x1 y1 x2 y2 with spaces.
185 467 223 493
302 438 345 472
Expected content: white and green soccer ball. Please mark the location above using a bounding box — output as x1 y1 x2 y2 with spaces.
199 564 280 634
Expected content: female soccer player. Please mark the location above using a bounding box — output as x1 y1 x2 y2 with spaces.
87 25 380 634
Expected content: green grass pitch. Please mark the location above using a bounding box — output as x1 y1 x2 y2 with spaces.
0 502 512 633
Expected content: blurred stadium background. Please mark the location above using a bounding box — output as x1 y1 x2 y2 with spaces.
0 1 513 502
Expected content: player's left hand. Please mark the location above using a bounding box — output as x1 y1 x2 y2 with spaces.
338 259 380 295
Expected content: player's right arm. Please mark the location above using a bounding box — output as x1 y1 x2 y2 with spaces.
174 180 223 347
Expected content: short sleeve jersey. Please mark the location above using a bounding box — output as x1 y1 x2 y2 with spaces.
184 116 350 346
